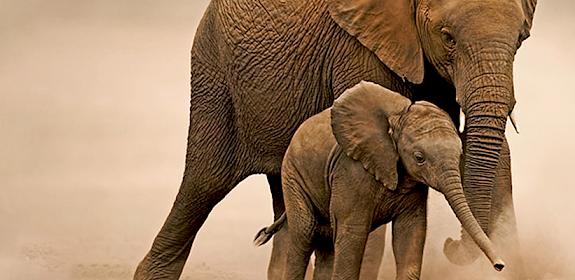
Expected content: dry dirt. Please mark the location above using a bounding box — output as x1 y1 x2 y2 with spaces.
1 0 574 279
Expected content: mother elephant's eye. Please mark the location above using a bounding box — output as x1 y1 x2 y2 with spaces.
414 152 426 165
440 27 456 47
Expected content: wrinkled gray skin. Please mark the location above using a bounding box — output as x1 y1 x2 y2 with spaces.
135 0 537 279
256 82 505 280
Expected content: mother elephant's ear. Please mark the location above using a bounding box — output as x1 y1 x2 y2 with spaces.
331 81 411 191
520 0 537 36
327 0 424 84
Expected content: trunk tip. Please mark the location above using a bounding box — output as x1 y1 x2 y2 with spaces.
493 259 505 272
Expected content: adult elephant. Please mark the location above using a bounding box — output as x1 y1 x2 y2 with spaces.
135 0 537 279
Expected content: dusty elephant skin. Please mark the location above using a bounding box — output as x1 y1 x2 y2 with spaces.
134 0 538 279
256 81 505 280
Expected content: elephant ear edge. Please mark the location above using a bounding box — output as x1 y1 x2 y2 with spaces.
331 81 411 191
326 0 424 84
522 0 537 31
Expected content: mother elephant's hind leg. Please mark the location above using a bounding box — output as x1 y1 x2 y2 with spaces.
267 174 289 279
313 239 334 280
134 67 249 280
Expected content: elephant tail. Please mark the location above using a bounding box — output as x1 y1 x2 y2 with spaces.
253 212 286 247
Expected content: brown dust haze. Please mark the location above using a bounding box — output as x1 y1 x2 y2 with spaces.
0 0 573 279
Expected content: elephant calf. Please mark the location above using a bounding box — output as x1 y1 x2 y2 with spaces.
255 81 505 280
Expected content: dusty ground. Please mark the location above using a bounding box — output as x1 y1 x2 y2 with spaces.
1 0 574 279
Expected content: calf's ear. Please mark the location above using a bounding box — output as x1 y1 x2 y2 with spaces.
331 81 411 191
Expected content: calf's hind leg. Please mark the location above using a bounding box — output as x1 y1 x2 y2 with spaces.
283 176 317 280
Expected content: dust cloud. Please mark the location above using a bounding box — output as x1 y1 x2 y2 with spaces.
0 0 573 279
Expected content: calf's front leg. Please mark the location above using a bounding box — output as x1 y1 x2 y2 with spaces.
392 196 427 280
331 211 373 280
359 224 386 280
330 171 378 279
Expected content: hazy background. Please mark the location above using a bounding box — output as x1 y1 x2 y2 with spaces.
0 0 573 279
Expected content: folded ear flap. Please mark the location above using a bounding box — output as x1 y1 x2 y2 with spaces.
521 0 537 31
331 81 411 191
327 0 424 84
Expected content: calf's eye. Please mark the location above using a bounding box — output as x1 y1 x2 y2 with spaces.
414 152 426 165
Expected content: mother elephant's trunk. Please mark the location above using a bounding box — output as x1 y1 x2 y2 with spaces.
445 43 515 264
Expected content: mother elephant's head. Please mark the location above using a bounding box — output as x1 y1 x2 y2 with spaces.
326 0 536 264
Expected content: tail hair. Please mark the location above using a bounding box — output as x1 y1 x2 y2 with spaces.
253 212 286 247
